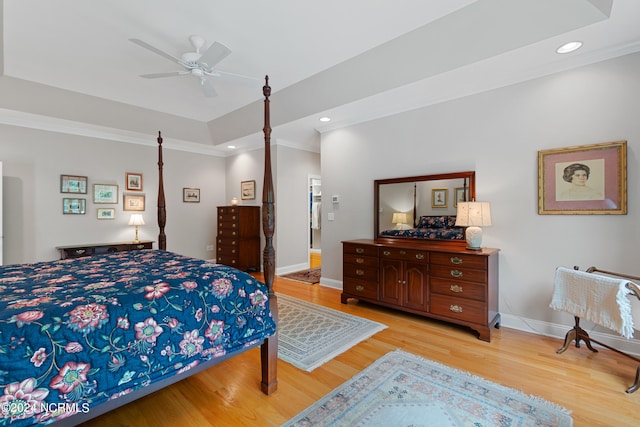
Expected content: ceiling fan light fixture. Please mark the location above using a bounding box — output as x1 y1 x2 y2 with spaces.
556 41 582 54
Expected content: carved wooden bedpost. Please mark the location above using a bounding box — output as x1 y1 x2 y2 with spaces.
260 76 278 394
157 131 167 251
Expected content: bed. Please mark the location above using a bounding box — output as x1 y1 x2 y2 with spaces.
0 77 278 426
380 215 464 240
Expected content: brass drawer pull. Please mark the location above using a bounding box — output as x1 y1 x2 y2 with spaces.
136 244 145 249
355 269 365 276
449 305 463 313
399 250 406 255
383 250 391 256
450 284 463 293
355 285 365 292
74 249 86 255
415 253 425 260
450 256 463 264
356 247 365 254
356 258 365 264
450 270 463 278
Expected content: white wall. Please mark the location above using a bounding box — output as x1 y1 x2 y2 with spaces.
320 51 640 349
0 125 225 263
225 141 321 273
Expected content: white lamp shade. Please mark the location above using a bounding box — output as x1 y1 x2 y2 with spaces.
455 202 491 250
391 212 407 224
128 214 145 226
455 202 492 227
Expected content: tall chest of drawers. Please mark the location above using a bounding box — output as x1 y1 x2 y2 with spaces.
342 239 499 342
216 206 260 272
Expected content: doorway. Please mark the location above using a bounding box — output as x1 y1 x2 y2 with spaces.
309 175 321 268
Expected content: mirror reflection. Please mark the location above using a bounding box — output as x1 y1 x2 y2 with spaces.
374 172 475 242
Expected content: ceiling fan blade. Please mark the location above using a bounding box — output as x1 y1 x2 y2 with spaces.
198 41 232 69
208 69 261 87
200 78 218 97
140 71 189 79
129 38 182 64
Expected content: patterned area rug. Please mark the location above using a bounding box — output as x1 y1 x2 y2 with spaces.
283 350 573 427
280 268 321 284
278 294 387 371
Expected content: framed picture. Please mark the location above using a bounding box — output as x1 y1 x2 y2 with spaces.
93 184 118 204
431 188 448 208
123 194 145 211
97 208 116 220
126 172 143 191
60 175 87 194
454 187 469 208
538 140 627 215
183 188 200 203
62 198 86 214
241 180 256 200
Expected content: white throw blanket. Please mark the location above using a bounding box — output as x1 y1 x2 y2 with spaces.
550 266 638 339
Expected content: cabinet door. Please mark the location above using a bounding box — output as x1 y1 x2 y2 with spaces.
404 261 428 311
379 259 402 306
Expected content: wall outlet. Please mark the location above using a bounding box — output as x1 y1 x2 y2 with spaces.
206 244 214 251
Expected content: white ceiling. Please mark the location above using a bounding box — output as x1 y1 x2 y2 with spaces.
2 0 640 154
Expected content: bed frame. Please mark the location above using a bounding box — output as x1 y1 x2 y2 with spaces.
56 77 277 426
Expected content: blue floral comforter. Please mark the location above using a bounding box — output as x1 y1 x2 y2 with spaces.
0 250 276 426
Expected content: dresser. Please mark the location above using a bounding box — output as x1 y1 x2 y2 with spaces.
216 206 260 272
342 239 499 341
56 240 154 259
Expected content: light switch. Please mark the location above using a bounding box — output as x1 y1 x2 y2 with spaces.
328 212 335 221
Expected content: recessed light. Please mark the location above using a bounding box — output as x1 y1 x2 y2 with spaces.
227 145 236 149
319 116 331 122
556 41 582 54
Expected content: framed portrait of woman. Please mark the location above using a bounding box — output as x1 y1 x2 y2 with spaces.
538 141 626 214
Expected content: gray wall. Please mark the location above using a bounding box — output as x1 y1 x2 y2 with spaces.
320 51 640 351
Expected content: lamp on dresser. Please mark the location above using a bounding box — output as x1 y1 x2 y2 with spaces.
391 212 408 230
455 201 492 250
128 214 145 243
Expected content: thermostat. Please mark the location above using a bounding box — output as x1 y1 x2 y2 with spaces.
332 195 340 204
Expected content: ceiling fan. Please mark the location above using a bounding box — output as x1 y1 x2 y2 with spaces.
129 35 260 97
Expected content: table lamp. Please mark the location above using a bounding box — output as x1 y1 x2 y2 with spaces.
391 212 408 230
455 202 492 250
128 214 145 243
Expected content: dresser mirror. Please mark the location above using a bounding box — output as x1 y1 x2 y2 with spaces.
374 171 476 242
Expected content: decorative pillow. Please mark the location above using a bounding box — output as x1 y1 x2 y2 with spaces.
416 215 457 229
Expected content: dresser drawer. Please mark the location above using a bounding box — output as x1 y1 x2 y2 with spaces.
218 220 239 229
217 237 238 247
430 264 487 284
430 294 486 324
431 277 486 302
343 243 378 257
430 252 487 269
218 206 240 216
344 253 378 269
343 263 378 282
217 245 239 256
380 248 428 263
217 254 239 266
343 278 378 300
217 229 239 238
62 247 95 258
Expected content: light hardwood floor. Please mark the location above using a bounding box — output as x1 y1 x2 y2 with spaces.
83 275 639 427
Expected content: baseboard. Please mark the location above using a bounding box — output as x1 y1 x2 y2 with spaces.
319 277 342 290
276 262 309 276
496 313 640 356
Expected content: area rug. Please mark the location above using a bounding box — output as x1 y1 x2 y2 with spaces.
280 268 321 284
283 349 573 427
277 294 387 371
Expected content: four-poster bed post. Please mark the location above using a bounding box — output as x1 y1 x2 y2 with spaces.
260 76 278 394
157 131 167 251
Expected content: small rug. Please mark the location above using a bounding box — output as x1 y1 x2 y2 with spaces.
283 350 573 427
280 268 321 284
277 294 387 371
